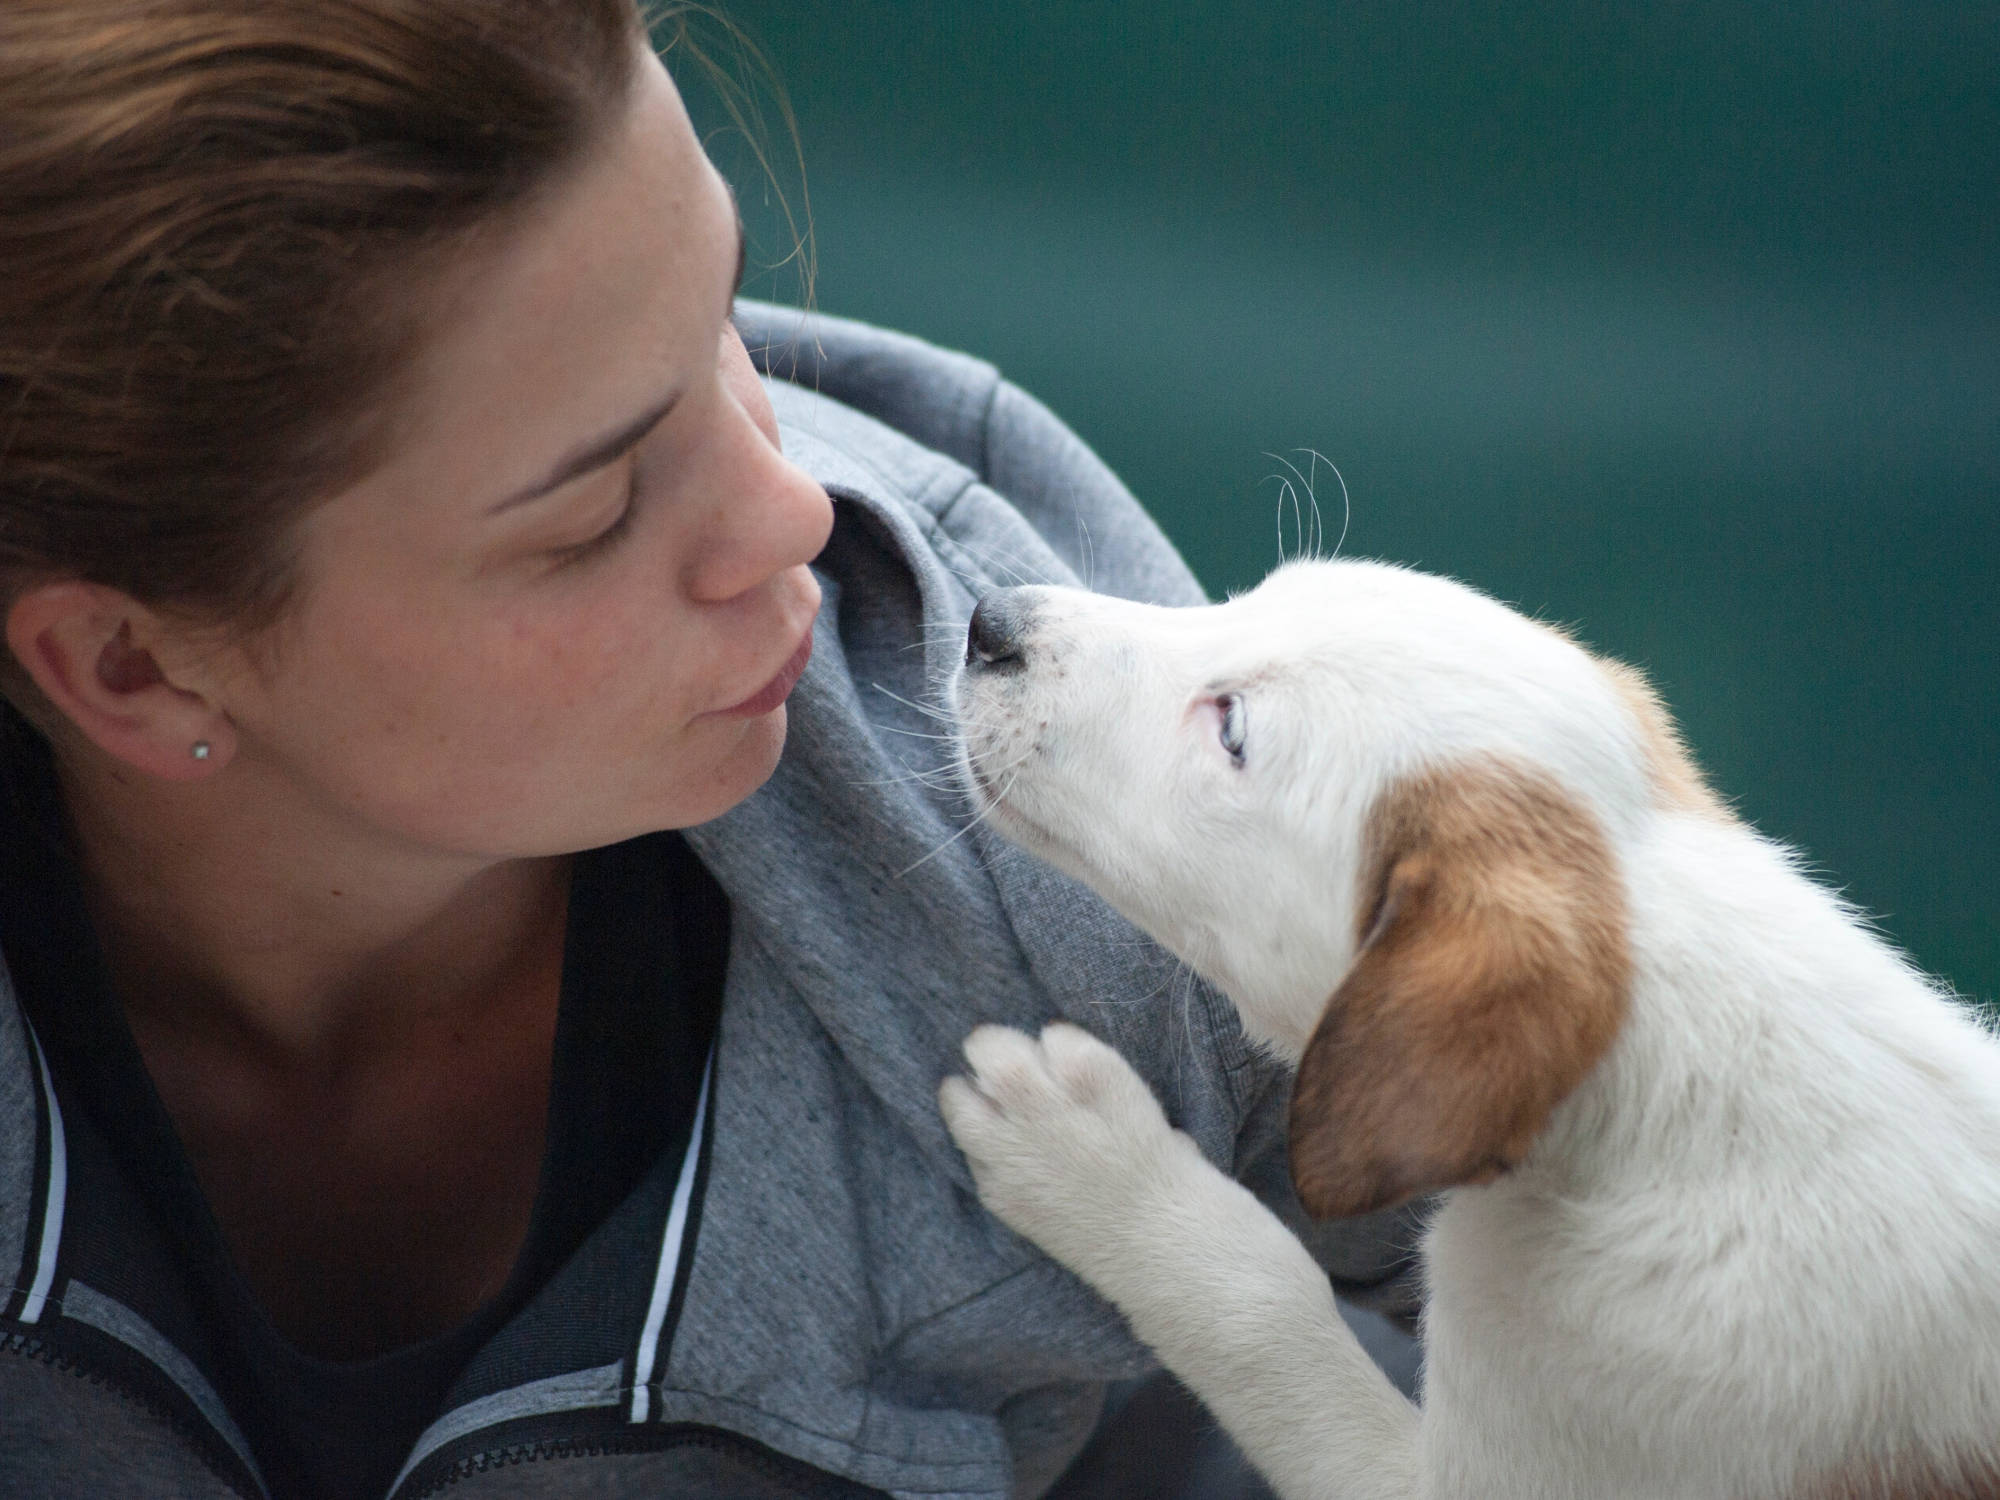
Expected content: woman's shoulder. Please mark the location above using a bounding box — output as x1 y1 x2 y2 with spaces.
735 302 1207 613
735 301 1004 480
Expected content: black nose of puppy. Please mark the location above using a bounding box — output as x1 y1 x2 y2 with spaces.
966 590 1034 670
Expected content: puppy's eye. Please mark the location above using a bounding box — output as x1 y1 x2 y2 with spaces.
1218 693 1247 763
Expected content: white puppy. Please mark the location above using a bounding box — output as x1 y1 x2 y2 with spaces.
938 560 2000 1500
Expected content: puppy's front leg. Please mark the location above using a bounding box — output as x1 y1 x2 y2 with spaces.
940 1023 1421 1500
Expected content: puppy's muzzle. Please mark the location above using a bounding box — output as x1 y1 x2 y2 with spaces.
966 589 1039 673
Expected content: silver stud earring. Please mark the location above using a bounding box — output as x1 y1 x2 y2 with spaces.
190 741 211 761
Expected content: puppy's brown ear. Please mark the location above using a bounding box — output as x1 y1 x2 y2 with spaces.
1289 758 1631 1218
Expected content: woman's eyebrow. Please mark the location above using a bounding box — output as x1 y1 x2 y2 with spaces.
488 389 682 514
489 212 747 518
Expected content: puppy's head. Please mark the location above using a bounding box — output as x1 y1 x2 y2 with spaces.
951 559 1702 1216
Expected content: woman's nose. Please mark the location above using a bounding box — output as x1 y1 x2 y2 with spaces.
686 400 833 604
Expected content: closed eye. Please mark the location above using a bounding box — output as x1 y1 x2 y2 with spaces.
548 472 641 567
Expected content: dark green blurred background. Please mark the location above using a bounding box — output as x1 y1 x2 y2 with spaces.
678 3 1997 1011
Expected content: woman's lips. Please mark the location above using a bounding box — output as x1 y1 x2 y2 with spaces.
711 629 814 718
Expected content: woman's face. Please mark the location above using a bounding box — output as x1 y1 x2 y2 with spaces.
208 48 833 860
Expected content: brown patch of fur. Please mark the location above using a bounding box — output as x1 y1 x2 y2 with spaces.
1797 1455 2000 1500
1525 617 1725 819
1597 656 1731 819
1288 757 1631 1218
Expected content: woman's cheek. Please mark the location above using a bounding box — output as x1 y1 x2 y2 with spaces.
490 591 646 709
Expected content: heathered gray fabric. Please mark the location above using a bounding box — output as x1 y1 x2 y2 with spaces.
391 1363 625 1494
737 306 1431 1326
429 1432 886 1500
657 306 1281 1499
0 1350 245 1499
738 306 1199 612
63 1282 267 1492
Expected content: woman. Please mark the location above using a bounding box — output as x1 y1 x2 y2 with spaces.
0 2 1414 1495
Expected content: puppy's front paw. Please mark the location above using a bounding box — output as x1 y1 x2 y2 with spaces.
939 1022 1197 1273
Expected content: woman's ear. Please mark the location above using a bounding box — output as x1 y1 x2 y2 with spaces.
1288 758 1631 1219
4 580 235 780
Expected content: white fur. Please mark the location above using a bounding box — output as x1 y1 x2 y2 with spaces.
938 559 2000 1499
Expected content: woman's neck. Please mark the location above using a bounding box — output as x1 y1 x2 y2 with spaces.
53 731 572 1071
47 733 576 1356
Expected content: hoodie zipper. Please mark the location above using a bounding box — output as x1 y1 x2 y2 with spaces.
402 1422 886 1500
1 1328 266 1499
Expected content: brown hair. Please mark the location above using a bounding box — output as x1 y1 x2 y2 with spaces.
0 0 644 685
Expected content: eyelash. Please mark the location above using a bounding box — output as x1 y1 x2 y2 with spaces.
550 474 642 568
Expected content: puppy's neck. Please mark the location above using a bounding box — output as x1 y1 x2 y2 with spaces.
1521 810 2000 1204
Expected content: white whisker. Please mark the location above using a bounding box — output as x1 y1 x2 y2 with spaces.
896 762 1025 878
1294 447 1350 558
851 764 965 790
1267 450 1318 561
949 537 1065 591
871 682 956 723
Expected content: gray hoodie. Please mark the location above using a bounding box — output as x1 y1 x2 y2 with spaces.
0 304 1416 1500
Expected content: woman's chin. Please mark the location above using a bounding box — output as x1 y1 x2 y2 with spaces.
680 703 790 825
